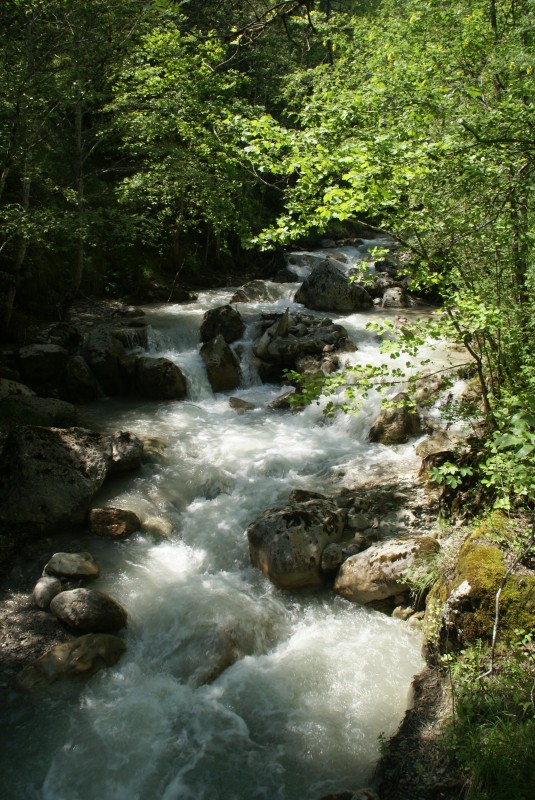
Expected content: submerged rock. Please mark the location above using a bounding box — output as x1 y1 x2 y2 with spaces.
50 588 127 634
89 508 140 539
19 634 126 687
229 397 255 414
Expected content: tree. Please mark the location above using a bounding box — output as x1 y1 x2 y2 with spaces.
237 0 534 505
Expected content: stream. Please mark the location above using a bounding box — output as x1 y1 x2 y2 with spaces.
3 243 455 800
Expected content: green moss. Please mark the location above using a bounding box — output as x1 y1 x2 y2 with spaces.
500 574 535 636
424 529 535 651
471 510 509 542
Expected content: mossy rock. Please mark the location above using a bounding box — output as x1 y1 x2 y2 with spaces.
471 510 509 542
424 531 535 653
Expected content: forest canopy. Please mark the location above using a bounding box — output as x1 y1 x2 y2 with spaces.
0 0 533 504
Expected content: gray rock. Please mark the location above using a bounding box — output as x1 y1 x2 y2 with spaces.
50 588 127 633
382 286 409 308
369 392 420 444
253 309 351 371
200 305 245 344
0 426 113 536
110 326 148 349
266 390 296 411
294 260 373 312
82 328 127 395
247 496 348 589
230 281 282 304
33 576 63 610
134 356 188 400
44 551 100 580
200 335 241 392
334 536 439 604
65 355 102 402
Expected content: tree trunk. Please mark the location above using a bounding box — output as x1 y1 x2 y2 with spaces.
72 99 85 302
2 163 31 334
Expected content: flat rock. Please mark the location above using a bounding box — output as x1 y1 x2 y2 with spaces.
44 552 100 579
50 588 127 633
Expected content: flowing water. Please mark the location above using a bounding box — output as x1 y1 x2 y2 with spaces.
2 245 459 800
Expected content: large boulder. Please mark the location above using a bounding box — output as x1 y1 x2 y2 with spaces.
247 493 348 589
369 392 420 444
200 305 245 344
19 634 126 687
82 328 127 395
134 356 188 400
200 335 241 392
253 310 352 373
17 344 69 390
0 426 113 536
334 536 440 604
50 588 127 633
294 260 373 313
65 355 102 403
0 377 35 400
0 396 77 427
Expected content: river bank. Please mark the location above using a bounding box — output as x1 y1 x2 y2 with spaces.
0 244 532 800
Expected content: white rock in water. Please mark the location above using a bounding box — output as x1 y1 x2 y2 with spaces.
44 552 100 579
